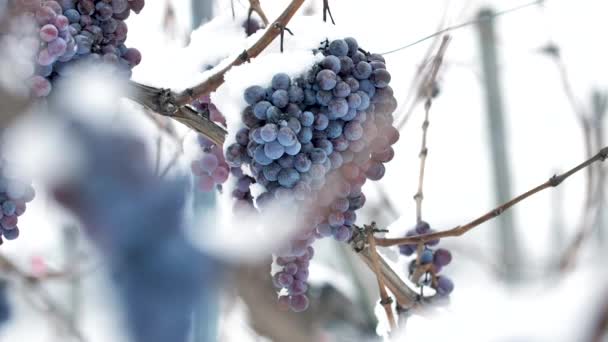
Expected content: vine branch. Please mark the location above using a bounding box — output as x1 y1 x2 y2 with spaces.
248 0 270 26
375 146 608 247
173 0 305 106
365 223 396 330
127 0 306 145
350 229 422 308
414 35 450 223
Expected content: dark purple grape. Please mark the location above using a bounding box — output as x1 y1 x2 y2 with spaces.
289 294 309 312
298 127 312 144
328 39 348 57
277 127 297 147
244 85 266 105
272 73 290 90
333 226 351 242
253 101 271 120
294 154 311 173
262 163 281 181
353 61 373 79
264 141 285 160
344 37 359 56
328 98 348 118
339 56 354 75
332 81 351 98
315 90 333 106
253 146 273 166
288 85 304 103
316 69 337 91
260 124 278 142
285 142 301 156
433 248 452 267
271 89 289 108
326 120 343 139
278 155 294 169
321 55 341 73
436 276 454 296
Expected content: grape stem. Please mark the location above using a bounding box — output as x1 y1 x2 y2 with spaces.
322 0 335 25
375 146 608 247
364 223 397 331
414 35 450 223
545 45 602 271
351 228 425 307
248 0 270 26
127 0 306 144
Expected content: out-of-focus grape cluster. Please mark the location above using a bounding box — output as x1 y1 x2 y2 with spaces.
0 158 36 244
400 220 454 297
224 37 399 312
10 0 144 97
191 95 230 192
0 158 35 244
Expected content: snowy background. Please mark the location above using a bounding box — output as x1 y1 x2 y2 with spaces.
1 0 607 341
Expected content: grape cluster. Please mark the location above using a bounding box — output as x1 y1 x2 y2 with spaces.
225 37 399 312
0 160 36 244
191 135 229 192
400 221 454 297
190 95 230 192
230 167 255 212
14 0 144 97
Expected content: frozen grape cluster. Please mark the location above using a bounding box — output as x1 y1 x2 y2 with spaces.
11 0 144 97
224 37 399 312
0 159 36 244
400 220 454 297
190 95 230 192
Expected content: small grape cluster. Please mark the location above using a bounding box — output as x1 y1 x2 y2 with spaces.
0 161 36 244
14 0 144 97
230 167 255 211
400 221 454 297
190 95 230 192
190 135 229 192
225 37 399 312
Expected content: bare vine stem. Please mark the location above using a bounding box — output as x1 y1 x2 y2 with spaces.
544 46 605 270
248 0 269 26
365 224 396 330
375 146 608 247
414 35 450 223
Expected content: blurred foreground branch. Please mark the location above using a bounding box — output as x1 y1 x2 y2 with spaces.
0 254 86 341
